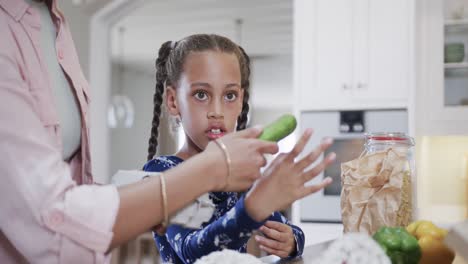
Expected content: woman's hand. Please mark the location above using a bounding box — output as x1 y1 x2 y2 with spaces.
204 126 279 192
245 129 335 221
256 221 296 258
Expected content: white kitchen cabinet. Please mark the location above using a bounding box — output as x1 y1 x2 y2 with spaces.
294 0 411 111
312 0 354 109
415 0 468 136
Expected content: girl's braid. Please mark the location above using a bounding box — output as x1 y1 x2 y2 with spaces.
236 45 251 130
147 41 173 161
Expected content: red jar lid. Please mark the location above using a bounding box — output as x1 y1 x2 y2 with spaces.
369 136 408 141
365 132 415 146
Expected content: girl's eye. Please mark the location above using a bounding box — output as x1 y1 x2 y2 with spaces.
194 91 208 101
225 92 237 102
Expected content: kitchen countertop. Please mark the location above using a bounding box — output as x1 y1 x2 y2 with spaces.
260 237 468 264
261 240 332 264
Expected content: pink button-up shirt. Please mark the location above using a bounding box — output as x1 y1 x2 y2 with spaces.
0 0 119 263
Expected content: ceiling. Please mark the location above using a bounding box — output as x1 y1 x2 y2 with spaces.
110 0 293 70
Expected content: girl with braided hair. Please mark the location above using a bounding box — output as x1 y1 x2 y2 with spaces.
142 34 336 263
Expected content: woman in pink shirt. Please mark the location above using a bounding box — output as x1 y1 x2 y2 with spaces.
0 0 333 263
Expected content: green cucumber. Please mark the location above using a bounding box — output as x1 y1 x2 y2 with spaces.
258 114 297 142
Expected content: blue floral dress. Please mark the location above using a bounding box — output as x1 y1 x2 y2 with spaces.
143 156 305 264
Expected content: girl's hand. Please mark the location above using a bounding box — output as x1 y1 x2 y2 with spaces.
256 221 296 258
245 129 335 221
204 126 279 192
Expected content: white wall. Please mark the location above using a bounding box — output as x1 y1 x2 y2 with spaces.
249 54 295 155
109 64 177 176
250 55 293 110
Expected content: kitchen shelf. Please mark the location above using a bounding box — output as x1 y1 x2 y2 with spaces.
445 19 468 33
445 62 468 69
444 104 468 108
445 19 468 26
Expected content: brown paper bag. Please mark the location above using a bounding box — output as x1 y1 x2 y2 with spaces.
340 149 412 235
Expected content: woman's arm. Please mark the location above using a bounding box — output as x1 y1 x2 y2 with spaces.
110 127 278 250
111 151 218 249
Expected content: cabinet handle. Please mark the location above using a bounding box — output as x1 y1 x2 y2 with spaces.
342 84 351 90
357 82 367 89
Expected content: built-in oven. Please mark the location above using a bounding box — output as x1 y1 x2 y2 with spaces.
299 109 408 223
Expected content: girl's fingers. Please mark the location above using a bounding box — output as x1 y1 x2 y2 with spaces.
295 137 333 171
301 152 336 182
252 139 279 155
288 129 313 159
259 226 284 242
264 221 291 234
255 235 282 251
259 245 290 258
295 149 335 198
259 155 267 168
300 177 333 199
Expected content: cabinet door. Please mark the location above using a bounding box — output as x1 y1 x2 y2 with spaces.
416 0 468 135
312 0 354 109
353 0 410 107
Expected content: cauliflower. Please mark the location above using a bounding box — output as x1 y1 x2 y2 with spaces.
194 249 263 264
318 233 391 264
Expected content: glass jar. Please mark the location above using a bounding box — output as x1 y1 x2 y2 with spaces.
365 132 415 174
364 132 417 219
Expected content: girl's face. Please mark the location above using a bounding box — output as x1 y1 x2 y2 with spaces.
166 51 244 154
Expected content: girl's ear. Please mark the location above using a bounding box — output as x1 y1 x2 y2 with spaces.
165 86 180 116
